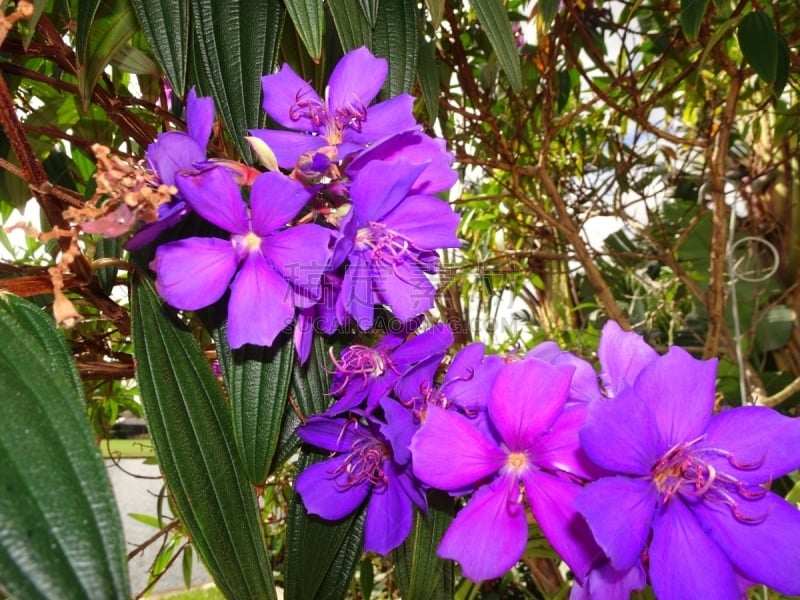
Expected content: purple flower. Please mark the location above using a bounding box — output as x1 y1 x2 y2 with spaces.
250 47 417 169
151 166 332 348
333 159 461 330
576 336 800 598
127 88 214 250
411 358 600 581
295 412 426 555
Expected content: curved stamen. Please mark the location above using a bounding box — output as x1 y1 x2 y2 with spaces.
290 90 327 128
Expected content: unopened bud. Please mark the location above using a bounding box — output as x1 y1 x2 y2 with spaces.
245 136 279 172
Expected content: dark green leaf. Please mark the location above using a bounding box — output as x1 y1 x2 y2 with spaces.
213 322 295 485
392 491 454 600
424 0 444 29
540 0 561 28
93 236 123 294
773 35 790 96
680 0 711 41
130 273 276 599
374 0 419 96
754 305 794 353
738 11 778 83
0 294 130 599
77 0 139 109
472 0 522 91
76 0 103 63
20 0 47 51
285 0 325 61
417 38 440 126
285 449 365 600
329 0 373 52
358 0 379 26
190 0 285 160
128 0 189 92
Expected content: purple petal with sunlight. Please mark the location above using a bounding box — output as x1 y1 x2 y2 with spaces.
363 466 413 555
574 476 657 571
372 260 436 322
346 95 418 144
411 405 506 490
263 224 332 296
649 499 739 600
261 64 321 131
227 252 294 348
152 238 238 310
489 358 574 450
327 46 387 110
186 87 214 147
147 132 205 186
530 405 602 480
349 159 427 223
295 455 370 520
382 195 461 249
249 171 313 234
597 321 658 395
438 475 527 582
296 416 359 453
175 167 249 234
248 128 327 169
341 253 375 330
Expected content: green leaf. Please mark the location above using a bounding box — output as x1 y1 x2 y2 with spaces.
190 0 285 160
738 11 778 83
329 0 373 52
773 35 790 96
358 0 379 26
285 449 366 600
77 0 139 109
109 44 160 76
680 0 711 42
213 322 295 485
540 0 561 28
130 273 276 600
76 0 103 64
0 294 130 599
424 0 444 29
392 491 454 600
285 0 325 61
754 305 794 353
472 0 522 91
416 38 440 126
128 0 189 92
20 0 47 51
374 0 420 96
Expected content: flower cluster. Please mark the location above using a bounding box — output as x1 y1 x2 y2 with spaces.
296 320 800 598
100 48 459 359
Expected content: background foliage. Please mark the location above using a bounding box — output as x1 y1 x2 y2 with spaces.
0 0 799 597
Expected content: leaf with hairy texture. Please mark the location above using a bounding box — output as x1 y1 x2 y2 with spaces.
358 0 379 25
472 0 522 91
0 294 130 599
129 0 189 93
285 0 325 61
130 273 276 600
189 0 285 160
374 0 419 96
417 38 440 125
329 0 373 52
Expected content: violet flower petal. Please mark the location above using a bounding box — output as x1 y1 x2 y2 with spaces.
580 386 661 475
382 194 461 250
634 346 717 447
152 238 238 310
345 95 418 145
693 492 800 596
341 253 375 330
597 320 658 395
488 358 574 450
390 323 453 366
326 46 387 110
248 129 328 169
363 464 413 555
296 416 359 453
438 474 527 582
147 132 205 186
379 397 418 465
410 405 506 490
262 224 332 297
574 476 657 572
175 168 249 234
349 159 427 223
186 87 215 148
699 405 800 484
295 455 370 520
372 260 436 322
249 171 313 234
261 63 321 131
570 560 646 600
227 252 294 348
522 469 601 579
529 404 602 480
649 500 739 600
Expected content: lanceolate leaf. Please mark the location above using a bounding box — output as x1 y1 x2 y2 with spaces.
0 294 130 599
76 0 139 109
129 0 189 94
213 322 295 485
285 0 325 61
75 0 103 63
329 0 373 52
358 0 379 26
392 491 454 600
680 0 711 42
130 274 276 600
738 11 779 84
285 449 366 600
374 0 419 96
190 0 285 160
416 38 440 125
472 0 522 91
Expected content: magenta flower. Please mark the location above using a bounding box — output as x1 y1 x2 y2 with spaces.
576 342 800 599
295 412 426 555
411 358 600 581
250 47 417 169
151 166 332 348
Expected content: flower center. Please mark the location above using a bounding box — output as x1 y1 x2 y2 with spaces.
651 437 768 523
506 452 529 475
329 344 392 396
289 91 327 128
333 431 390 489
355 222 418 265
242 232 261 251
332 96 367 136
